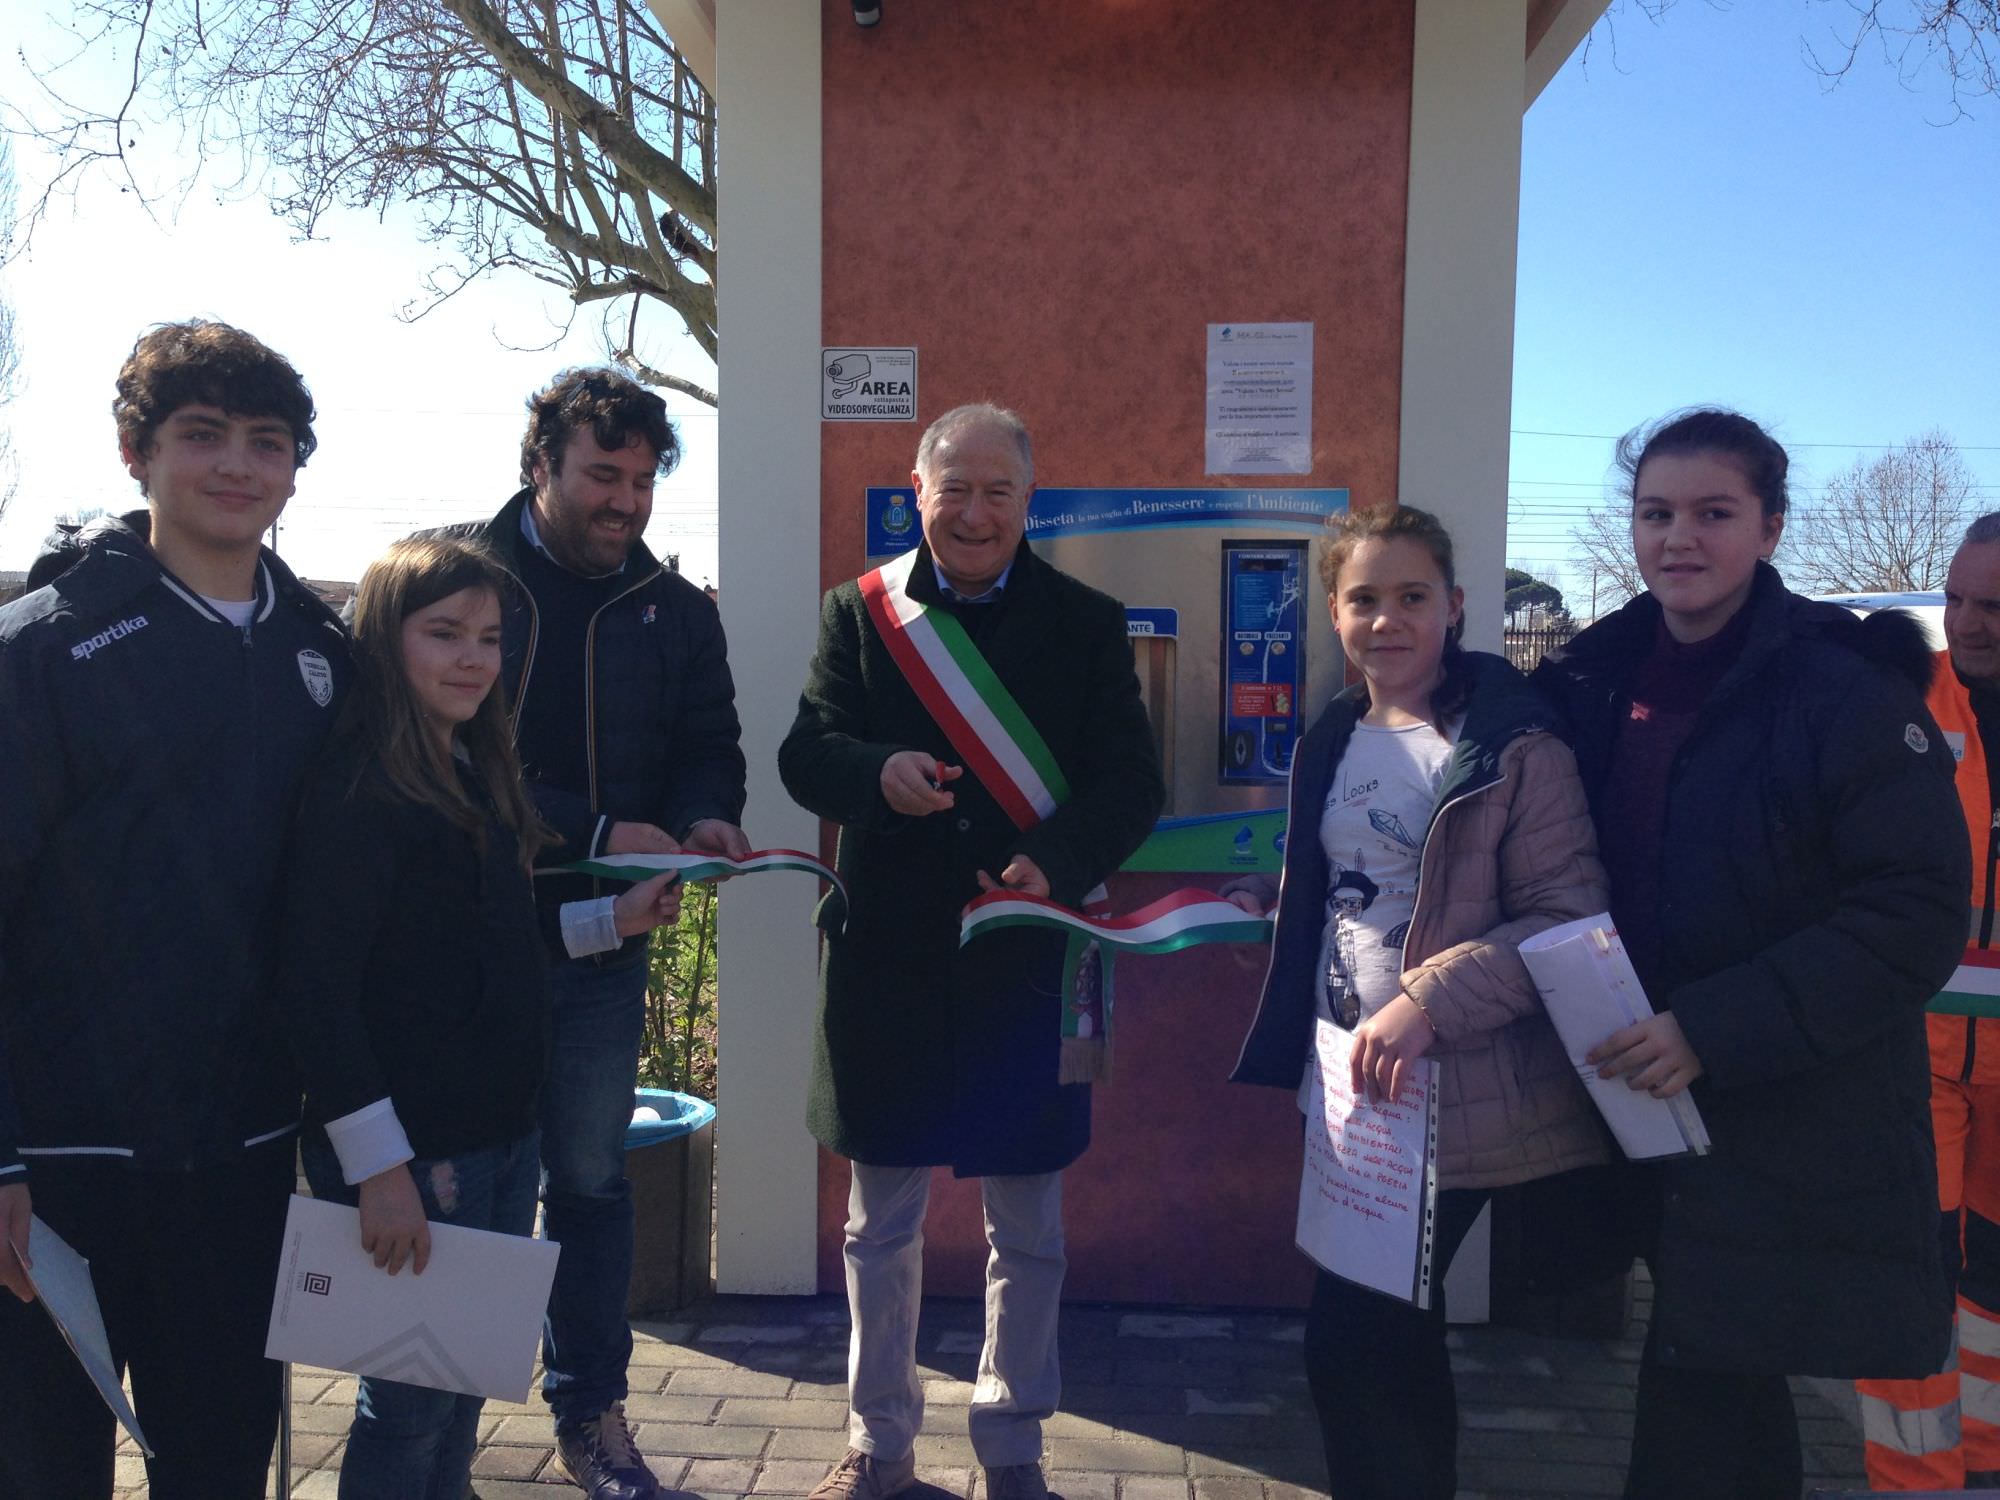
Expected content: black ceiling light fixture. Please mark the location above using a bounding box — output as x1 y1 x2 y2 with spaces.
853 0 881 25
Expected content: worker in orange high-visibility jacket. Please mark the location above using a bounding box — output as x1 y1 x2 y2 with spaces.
1859 519 2000 1490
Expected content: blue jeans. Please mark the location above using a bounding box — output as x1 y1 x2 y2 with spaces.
539 956 648 1428
302 1131 542 1500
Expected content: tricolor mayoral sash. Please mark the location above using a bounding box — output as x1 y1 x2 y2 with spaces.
859 550 1112 1081
859 550 1274 1082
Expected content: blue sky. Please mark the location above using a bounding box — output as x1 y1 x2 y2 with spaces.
0 3 1992 603
1511 0 2000 609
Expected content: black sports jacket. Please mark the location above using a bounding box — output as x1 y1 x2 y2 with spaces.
0 513 351 1178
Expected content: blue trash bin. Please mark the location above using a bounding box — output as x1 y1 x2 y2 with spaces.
624 1088 716 1316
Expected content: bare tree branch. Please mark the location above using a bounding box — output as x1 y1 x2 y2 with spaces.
1567 502 1646 615
1802 0 2000 119
1608 1 2000 119
6 0 718 404
0 140 18 526
436 0 712 231
612 348 714 407
1786 431 1978 593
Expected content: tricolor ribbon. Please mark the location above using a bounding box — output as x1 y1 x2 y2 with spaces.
961 887 1276 952
858 549 1070 831
1931 948 2000 1019
562 848 844 904
960 888 1275 1083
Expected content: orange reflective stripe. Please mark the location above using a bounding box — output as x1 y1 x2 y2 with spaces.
1859 1384 1961 1452
1864 1437 1966 1492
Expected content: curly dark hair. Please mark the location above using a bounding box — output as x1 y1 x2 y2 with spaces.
113 320 318 468
519 367 680 487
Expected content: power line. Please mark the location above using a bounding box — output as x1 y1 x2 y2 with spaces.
1514 427 2000 452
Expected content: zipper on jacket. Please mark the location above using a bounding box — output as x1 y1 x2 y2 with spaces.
582 566 664 812
495 558 541 735
1405 773 1508 969
575 565 664 955
1982 806 1999 949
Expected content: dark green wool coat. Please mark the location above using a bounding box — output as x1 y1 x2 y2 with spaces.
778 540 1165 1176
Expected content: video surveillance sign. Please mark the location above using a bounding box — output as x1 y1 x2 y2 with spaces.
822 347 917 421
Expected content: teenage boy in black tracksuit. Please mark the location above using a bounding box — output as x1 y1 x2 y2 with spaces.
0 321 351 1500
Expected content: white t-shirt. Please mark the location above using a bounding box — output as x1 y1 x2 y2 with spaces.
1314 717 1458 1029
202 593 258 628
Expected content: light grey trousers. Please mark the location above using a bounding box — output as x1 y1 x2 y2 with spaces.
842 1162 1066 1468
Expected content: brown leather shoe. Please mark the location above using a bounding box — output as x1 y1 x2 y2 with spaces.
810 1447 918 1500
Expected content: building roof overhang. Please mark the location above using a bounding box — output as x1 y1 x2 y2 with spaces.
647 0 1610 113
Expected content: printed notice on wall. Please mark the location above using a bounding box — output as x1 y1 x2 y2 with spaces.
1206 322 1312 474
1296 1017 1440 1307
822 347 918 421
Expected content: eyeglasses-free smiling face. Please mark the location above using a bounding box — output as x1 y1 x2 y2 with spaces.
531 429 658 576
400 586 504 750
1631 451 1784 643
1328 535 1463 712
123 404 298 560
912 420 1031 597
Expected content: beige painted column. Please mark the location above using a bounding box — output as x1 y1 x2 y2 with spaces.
713 0 822 1295
1398 0 1528 655
1401 0 1532 1320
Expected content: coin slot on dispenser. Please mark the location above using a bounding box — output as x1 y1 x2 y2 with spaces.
1218 540 1306 786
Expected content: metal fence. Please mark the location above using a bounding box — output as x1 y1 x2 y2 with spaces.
1504 621 1578 672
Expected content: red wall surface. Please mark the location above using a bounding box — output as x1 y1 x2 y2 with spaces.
817 0 1415 1306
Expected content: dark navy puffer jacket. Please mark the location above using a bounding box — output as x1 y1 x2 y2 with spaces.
440 490 746 965
1533 563 1968 1376
0 513 351 1179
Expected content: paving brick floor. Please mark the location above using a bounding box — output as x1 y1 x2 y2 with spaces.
109 1288 1870 1500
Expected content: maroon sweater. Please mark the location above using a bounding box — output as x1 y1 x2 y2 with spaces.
1599 605 1753 984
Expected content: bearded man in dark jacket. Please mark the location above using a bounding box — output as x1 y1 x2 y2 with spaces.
780 404 1163 1500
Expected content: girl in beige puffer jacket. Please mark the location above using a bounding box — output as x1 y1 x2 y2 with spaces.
1228 504 1607 1500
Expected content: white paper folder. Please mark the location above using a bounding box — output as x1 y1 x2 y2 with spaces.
16 1216 151 1455
1518 915 1710 1161
265 1194 559 1402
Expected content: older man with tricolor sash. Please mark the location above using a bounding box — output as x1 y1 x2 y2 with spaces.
1860 513 2000 1490
779 404 1164 1500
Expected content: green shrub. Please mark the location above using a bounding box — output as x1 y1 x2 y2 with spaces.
641 880 717 1099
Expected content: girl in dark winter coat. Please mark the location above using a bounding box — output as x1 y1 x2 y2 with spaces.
1228 505 1608 1500
279 537 680 1500
1532 409 1970 1500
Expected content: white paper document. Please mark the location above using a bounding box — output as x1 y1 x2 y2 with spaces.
1296 1018 1441 1308
1205 322 1312 475
1519 914 1710 1160
17 1216 151 1455
266 1194 559 1402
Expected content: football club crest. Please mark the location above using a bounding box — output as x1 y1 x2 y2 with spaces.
297 649 334 708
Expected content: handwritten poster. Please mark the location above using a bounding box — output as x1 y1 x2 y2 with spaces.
1296 1017 1440 1307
